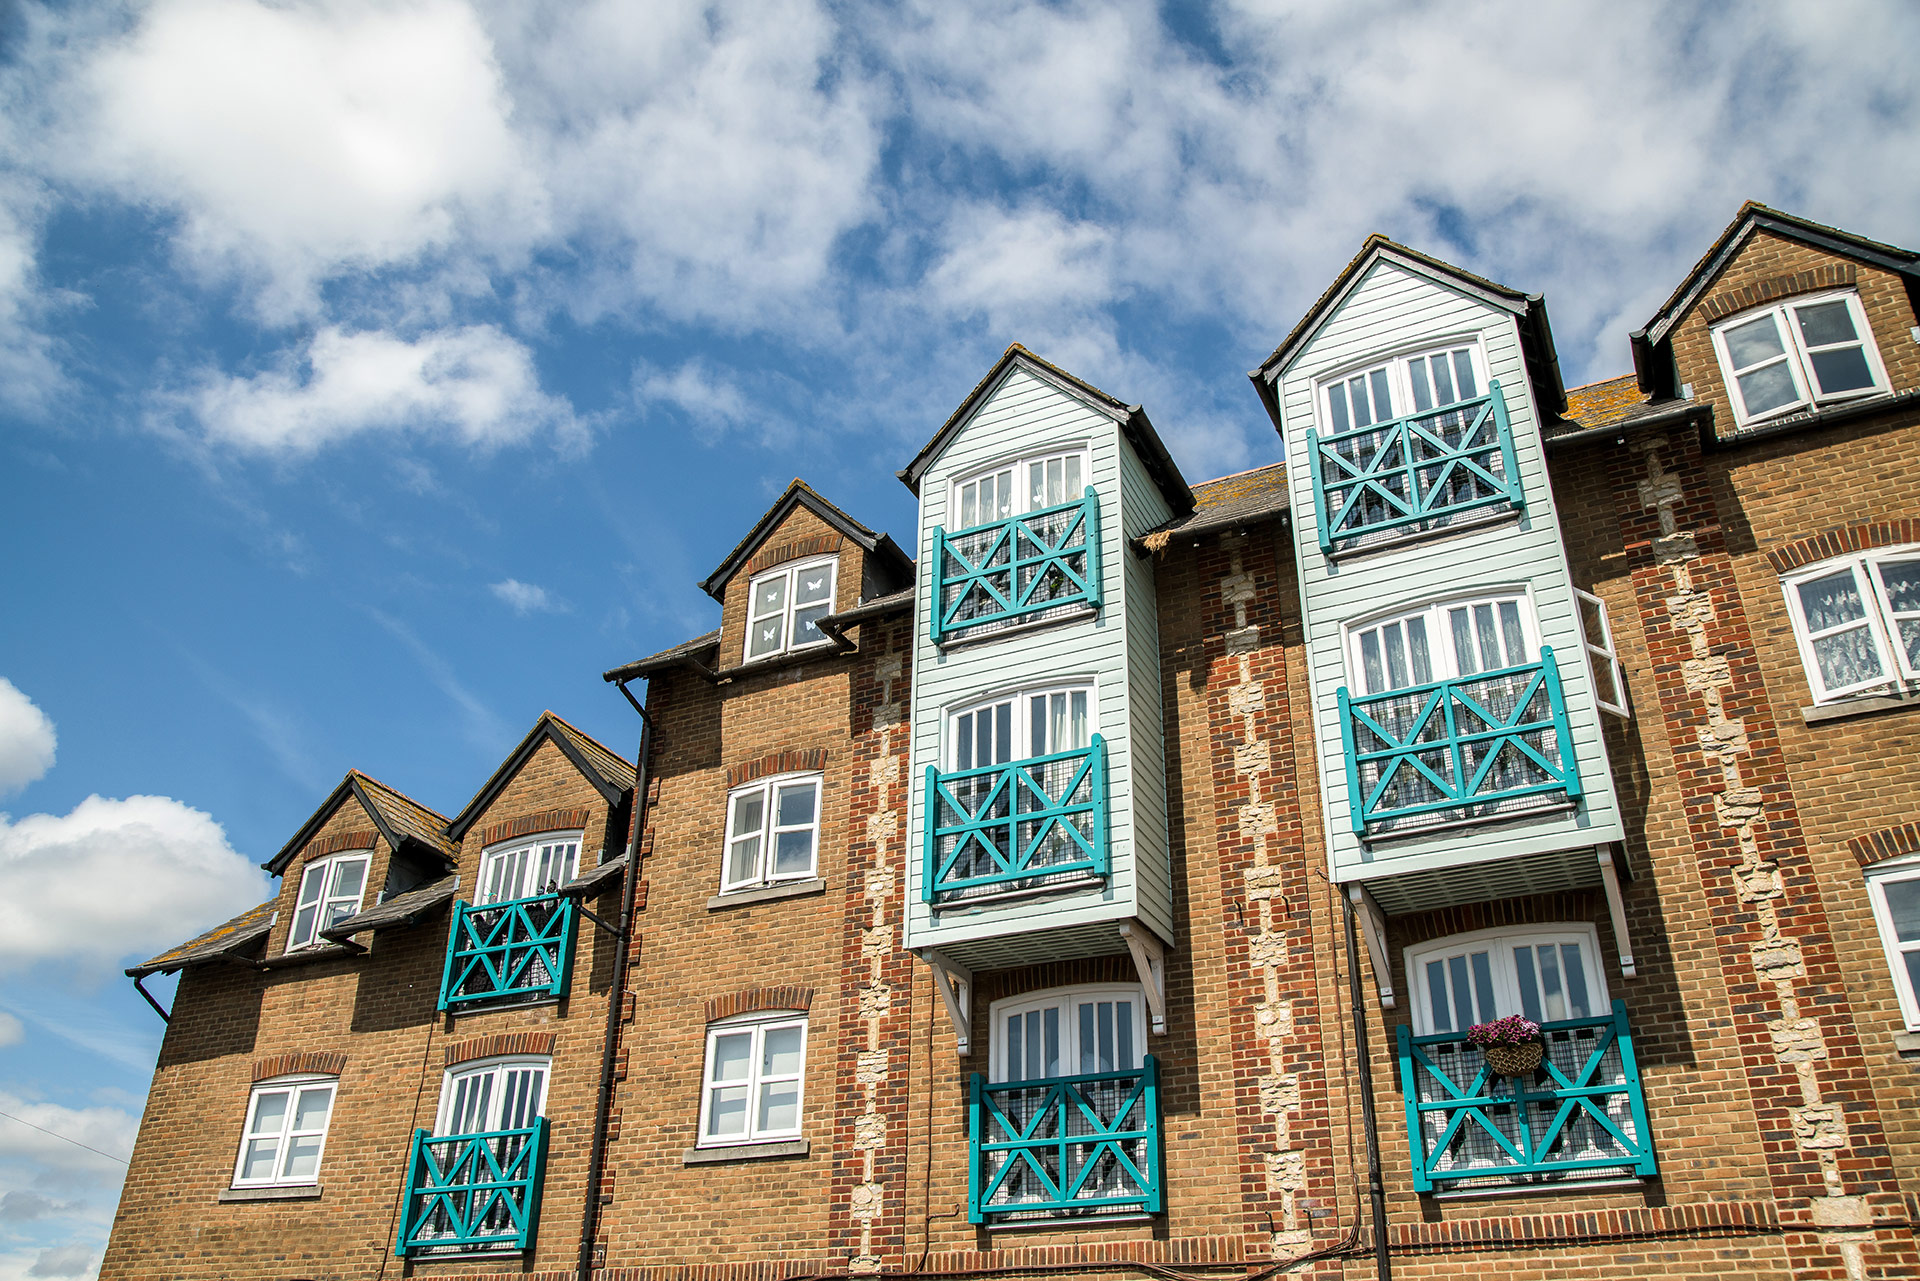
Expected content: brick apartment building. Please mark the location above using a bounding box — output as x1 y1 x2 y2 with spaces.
101 203 1920 1280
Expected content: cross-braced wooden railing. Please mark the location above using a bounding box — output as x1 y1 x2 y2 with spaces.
931 488 1100 642
395 1119 548 1256
923 737 1108 904
968 1058 1161 1222
437 893 577 1009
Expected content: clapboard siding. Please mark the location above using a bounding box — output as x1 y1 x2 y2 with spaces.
904 365 1176 962
1274 259 1626 902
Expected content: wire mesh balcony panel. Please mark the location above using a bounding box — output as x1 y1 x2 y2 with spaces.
1397 1001 1655 1192
968 1058 1162 1223
1307 382 1523 554
395 1119 548 1257
1338 649 1581 837
924 737 1108 905
932 488 1101 643
438 893 578 1009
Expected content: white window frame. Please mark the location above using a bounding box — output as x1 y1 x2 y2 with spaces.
476 831 581 905
1866 861 1920 1031
1342 590 1540 695
1315 339 1488 436
1405 924 1608 1037
948 445 1093 534
988 984 1147 1084
1781 546 1920 703
743 556 838 663
435 1056 550 1137
719 773 823 894
696 1012 808 1147
1575 588 1631 719
945 680 1097 771
1710 290 1889 428
231 1073 337 1187
286 851 371 951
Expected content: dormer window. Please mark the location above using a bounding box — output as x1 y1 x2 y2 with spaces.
1711 291 1887 426
745 557 837 661
478 833 581 904
287 852 370 950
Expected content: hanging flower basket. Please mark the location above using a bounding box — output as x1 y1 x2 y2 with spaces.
1467 1015 1544 1077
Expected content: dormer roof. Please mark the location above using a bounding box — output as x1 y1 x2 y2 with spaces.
1249 235 1567 432
697 479 913 603
447 711 636 840
898 344 1194 516
265 770 454 876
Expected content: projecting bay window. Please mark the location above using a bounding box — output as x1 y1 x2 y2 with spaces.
969 985 1161 1223
925 685 1107 905
1782 546 1920 703
1711 291 1887 427
397 1057 550 1256
1338 593 1581 836
286 852 370 951
1396 926 1655 1193
933 449 1100 642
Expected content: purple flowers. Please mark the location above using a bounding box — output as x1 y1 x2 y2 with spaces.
1466 1014 1541 1048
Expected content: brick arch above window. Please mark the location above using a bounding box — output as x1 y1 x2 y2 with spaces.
725 749 827 790
478 808 593 849
444 1031 557 1068
254 1051 347 1081
1767 519 1920 575
299 830 380 862
744 535 843 579
705 985 814 1024
1850 821 1920 870
1698 261 1858 323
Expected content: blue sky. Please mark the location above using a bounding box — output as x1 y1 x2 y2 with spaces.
1 1 1917 1275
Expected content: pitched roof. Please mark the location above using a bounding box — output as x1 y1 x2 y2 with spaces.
1134 462 1290 549
603 629 722 684
447 711 636 839
697 480 912 602
1641 202 1920 350
127 899 275 978
1249 235 1567 431
266 771 453 877
897 344 1195 516
320 875 457 941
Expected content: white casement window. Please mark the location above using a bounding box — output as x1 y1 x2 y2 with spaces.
744 557 837 662
1782 547 1920 702
951 448 1091 532
232 1074 337 1187
1345 592 1537 696
1867 864 1920 1030
1321 342 1483 434
477 833 581 904
1406 925 1607 1036
1711 291 1888 427
287 852 370 950
698 1013 806 1146
990 985 1145 1083
1575 589 1631 719
438 1057 548 1137
948 684 1093 771
722 774 822 892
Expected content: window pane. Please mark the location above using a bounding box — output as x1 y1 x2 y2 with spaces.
281 1135 322 1180
773 830 813 874
1737 362 1800 417
753 575 787 617
1408 357 1432 413
1473 604 1500 671
1881 878 1920 942
1079 1002 1094 1075
290 904 318 947
731 791 764 838
1469 951 1496 1026
1369 370 1393 422
1877 560 1920 616
1005 1012 1024 1081
994 702 1011 765
1560 944 1592 1018
793 603 829 646
1116 1001 1136 1069
1447 955 1471 1031
749 616 784 657
1031 695 1049 757
727 836 762 886
1512 946 1542 1022
710 1033 752 1083
240 1138 279 1182
1536 944 1566 1021
1449 608 1474 677
1405 618 1432 685
757 1080 799 1132
707 1085 747 1136
250 1091 289 1135
1452 351 1477 400
1097 1001 1115 1073
1498 601 1526 667
291 1087 332 1132
1425 960 1450 1033
1327 385 1350 434
1070 692 1088 748
1725 313 1786 368
1348 375 1373 428
1794 300 1857 347
794 566 832 605
1383 623 1410 689
329 858 365 900
1905 953 1920 1007
1042 1006 1059 1078
1024 1011 1042 1081
1809 347 1873 395
1359 630 1385 694
1812 626 1884 690
775 783 815 828
1431 351 1456 406
1064 456 1082 496
762 1026 804 1075
1798 570 1867 631
959 484 978 529
322 900 356 931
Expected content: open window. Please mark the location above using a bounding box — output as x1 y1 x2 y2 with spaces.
287 852 370 951
1710 291 1888 427
478 833 580 904
721 775 822 894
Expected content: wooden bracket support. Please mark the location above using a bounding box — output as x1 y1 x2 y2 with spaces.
1598 845 1636 978
1119 921 1168 1035
1349 885 1396 1009
920 949 973 1056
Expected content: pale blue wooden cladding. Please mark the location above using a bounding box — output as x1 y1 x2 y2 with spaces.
924 736 1109 902
931 488 1101 642
968 1057 1163 1222
1268 253 1627 915
905 362 1175 969
395 1119 549 1256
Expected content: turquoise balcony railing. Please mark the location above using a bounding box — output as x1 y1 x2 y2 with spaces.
395 1119 548 1256
438 893 578 1009
969 1057 1162 1223
931 488 1100 642
1396 1001 1655 1192
1307 382 1523 553
924 737 1108 905
1338 648 1580 835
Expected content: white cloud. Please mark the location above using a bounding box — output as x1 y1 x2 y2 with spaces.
0 1013 20 1049
0 681 56 798
634 359 752 433
24 1244 93 1279
190 324 576 455
74 0 541 320
489 578 564 615
0 796 265 981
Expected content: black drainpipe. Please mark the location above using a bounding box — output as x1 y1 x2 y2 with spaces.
1344 893 1392 1281
577 679 653 1280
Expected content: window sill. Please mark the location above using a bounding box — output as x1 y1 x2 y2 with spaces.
1892 1031 1920 1058
1802 693 1920 725
219 1184 322 1203
1428 1176 1644 1202
682 1138 809 1165
708 877 828 912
